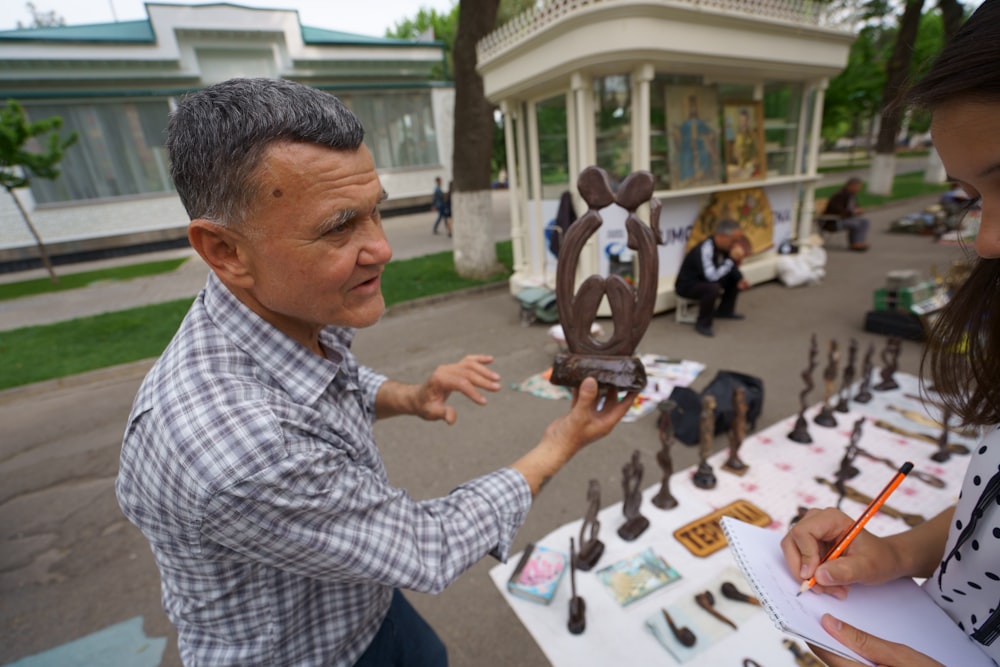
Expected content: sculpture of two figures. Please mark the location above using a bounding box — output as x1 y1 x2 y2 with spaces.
813 339 840 428
834 417 864 509
835 338 858 413
618 450 650 540
854 343 875 404
575 479 605 571
549 167 662 392
652 400 679 509
788 334 818 444
721 386 749 476
692 395 718 489
874 336 902 391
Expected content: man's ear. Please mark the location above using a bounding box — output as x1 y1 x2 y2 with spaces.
188 220 254 288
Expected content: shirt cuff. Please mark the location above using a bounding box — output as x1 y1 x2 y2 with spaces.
462 467 532 563
358 366 388 419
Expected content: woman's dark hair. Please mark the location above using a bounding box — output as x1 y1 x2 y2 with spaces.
912 0 1000 426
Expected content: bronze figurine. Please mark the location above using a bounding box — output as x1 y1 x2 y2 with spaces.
549 167 662 391
813 339 839 427
722 386 750 475
788 334 818 444
783 639 825 667
567 537 586 635
834 417 864 509
692 394 718 489
854 342 875 403
617 450 650 540
835 338 857 413
931 406 953 463
575 479 605 571
857 447 945 488
874 336 901 391
652 400 679 509
815 477 926 527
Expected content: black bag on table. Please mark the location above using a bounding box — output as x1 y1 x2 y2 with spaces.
663 370 765 445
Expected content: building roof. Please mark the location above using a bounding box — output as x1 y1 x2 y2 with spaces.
0 2 441 47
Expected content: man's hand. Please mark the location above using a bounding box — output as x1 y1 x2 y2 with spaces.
512 378 636 495
375 354 500 423
808 615 944 667
738 278 751 290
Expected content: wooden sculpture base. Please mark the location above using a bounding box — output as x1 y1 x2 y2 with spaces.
550 354 646 392
617 515 650 541
574 540 604 572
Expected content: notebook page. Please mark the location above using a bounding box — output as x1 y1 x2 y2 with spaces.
721 517 994 667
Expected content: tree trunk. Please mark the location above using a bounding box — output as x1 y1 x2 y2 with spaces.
5 186 58 283
451 0 503 280
870 0 925 195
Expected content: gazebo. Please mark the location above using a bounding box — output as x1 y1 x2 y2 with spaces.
477 0 856 313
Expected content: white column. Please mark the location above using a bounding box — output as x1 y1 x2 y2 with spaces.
501 100 528 277
801 79 827 243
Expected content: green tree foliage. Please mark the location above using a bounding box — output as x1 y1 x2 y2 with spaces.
386 5 459 80
0 99 78 281
16 2 66 29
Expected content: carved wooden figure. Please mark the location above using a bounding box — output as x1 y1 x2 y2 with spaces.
549 167 663 391
788 333 818 444
652 401 679 509
813 339 839 427
834 417 864 509
722 386 749 475
567 537 586 635
835 338 858 413
854 342 875 403
874 336 901 391
575 479 605 570
618 450 650 540
692 394 718 489
931 406 953 463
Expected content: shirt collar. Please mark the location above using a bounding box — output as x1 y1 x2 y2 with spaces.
202 272 355 405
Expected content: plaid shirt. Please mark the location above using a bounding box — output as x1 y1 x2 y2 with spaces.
117 272 531 666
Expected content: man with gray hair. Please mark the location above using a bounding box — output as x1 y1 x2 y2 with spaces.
116 78 634 666
674 218 751 337
822 176 871 251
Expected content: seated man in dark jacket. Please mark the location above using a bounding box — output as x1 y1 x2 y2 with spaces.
823 177 871 251
675 219 750 337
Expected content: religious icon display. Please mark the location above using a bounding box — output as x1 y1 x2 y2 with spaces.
722 101 766 184
666 85 722 189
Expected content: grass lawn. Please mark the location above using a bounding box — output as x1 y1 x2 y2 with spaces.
816 171 950 208
0 257 189 302
0 242 514 391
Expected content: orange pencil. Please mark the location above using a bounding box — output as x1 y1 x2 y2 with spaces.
798 461 913 596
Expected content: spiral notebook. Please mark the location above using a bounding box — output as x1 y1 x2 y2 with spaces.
720 516 994 667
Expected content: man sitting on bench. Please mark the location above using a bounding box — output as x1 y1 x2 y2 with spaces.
823 177 871 251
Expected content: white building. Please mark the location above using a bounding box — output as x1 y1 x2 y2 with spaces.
477 0 856 313
0 2 454 267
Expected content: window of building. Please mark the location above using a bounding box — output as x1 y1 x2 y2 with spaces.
762 81 803 177
593 74 631 183
24 100 173 204
341 90 440 170
535 94 569 199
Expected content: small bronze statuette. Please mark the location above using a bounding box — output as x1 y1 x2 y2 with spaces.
874 336 901 391
575 479 605 571
815 477 926 527
662 608 696 647
854 342 875 403
788 334 818 444
721 581 760 606
813 339 839 428
834 417 864 509
695 590 737 630
857 447 946 488
835 338 858 413
784 639 825 667
931 406 953 463
567 537 586 635
722 386 749 476
692 395 718 490
652 400 679 509
549 167 662 391
617 450 650 540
